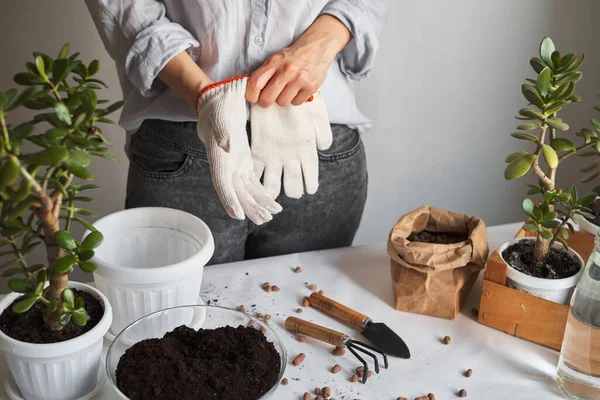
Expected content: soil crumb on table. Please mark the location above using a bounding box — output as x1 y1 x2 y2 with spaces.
408 230 468 244
116 325 281 400
501 240 580 279
0 289 103 344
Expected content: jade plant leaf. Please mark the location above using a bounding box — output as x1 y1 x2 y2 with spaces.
505 154 535 180
80 231 103 250
542 145 559 169
550 138 575 152
53 255 76 274
511 132 538 143
8 278 31 293
72 308 88 326
12 296 38 313
506 151 529 163
546 117 569 131
537 67 551 97
522 198 535 218
523 220 538 232
54 230 77 251
540 37 556 68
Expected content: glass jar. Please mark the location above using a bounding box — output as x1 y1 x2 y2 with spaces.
556 230 600 399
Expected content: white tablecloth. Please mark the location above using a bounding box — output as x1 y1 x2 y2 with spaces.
0 222 567 400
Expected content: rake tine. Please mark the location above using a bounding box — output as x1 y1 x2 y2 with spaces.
346 343 370 384
348 340 380 374
352 340 389 369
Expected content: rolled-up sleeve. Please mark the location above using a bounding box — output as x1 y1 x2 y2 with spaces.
84 0 199 97
321 0 387 80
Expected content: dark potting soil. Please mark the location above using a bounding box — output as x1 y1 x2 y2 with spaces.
408 230 468 244
116 325 281 400
501 240 580 279
0 289 104 344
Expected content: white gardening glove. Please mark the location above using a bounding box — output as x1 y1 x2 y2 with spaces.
196 76 282 224
250 91 333 199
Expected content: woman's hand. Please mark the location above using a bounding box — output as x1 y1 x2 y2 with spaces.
246 15 351 108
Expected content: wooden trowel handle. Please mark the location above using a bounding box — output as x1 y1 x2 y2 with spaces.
285 317 347 347
309 292 369 329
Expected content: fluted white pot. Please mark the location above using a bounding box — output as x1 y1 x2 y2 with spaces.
86 207 215 336
0 281 112 400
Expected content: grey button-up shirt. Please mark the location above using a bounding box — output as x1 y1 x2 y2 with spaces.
85 0 387 138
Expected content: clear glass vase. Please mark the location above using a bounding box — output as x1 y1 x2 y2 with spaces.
556 231 600 399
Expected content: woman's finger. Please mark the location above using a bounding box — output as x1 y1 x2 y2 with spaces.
276 82 303 107
246 65 276 103
257 72 289 108
291 88 316 106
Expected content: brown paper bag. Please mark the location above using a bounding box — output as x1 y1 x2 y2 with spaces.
387 205 489 319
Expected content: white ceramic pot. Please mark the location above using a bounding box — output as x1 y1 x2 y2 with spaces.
0 282 112 400
86 207 215 336
573 213 599 237
499 237 584 305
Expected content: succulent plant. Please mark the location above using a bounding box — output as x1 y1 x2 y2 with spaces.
0 44 123 330
505 37 600 267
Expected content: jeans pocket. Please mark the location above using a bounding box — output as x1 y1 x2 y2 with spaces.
318 124 362 163
129 131 192 179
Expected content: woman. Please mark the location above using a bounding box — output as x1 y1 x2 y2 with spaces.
85 1 387 264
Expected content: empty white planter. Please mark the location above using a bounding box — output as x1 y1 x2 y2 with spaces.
500 237 584 304
87 207 215 336
0 282 112 400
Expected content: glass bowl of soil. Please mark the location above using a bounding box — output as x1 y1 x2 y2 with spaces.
106 305 287 400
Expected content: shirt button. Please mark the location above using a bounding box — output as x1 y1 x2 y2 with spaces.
254 36 263 45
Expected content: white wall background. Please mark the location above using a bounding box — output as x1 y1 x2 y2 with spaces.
1 0 600 290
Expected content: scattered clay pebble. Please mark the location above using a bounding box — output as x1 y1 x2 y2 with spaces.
281 378 289 385
302 297 310 307
303 393 311 400
265 314 272 321
296 308 303 313
367 371 373 377
272 285 280 292
356 366 365 373
246 321 253 327
295 266 303 273
318 290 324 295
332 347 345 356
351 375 359 382
458 389 467 397
331 365 342 374
443 336 452 345
416 397 429 400
397 398 408 400
262 282 270 289
259 327 267 335
322 387 331 397
236 305 246 312
292 353 306 366
466 368 473 377
315 388 321 395
265 285 272 292
297 335 307 343
309 284 317 290
428 394 436 400
316 396 324 400
256 312 263 318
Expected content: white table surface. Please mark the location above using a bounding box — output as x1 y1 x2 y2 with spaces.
0 222 568 400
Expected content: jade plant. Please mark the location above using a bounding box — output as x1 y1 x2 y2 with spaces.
504 37 600 269
0 44 123 330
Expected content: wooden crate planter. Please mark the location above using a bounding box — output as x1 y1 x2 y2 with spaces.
478 228 595 350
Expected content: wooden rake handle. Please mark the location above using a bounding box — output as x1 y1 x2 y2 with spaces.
285 317 347 347
309 292 369 329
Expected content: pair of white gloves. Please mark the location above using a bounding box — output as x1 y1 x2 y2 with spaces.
196 76 332 225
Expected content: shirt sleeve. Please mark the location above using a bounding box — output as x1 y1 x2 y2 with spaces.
320 0 387 80
84 0 200 97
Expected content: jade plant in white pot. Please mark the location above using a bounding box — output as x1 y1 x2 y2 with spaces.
0 44 123 400
502 37 600 304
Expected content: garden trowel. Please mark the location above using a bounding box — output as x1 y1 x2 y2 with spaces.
308 292 410 359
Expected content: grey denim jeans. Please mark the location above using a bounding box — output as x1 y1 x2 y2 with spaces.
125 119 368 265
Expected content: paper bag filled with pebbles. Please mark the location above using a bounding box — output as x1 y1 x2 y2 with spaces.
387 205 489 319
